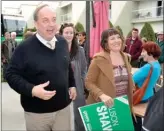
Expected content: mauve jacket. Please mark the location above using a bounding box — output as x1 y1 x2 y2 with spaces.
124 37 142 61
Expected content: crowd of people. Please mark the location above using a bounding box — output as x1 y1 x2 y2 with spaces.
1 31 18 80
1 4 163 131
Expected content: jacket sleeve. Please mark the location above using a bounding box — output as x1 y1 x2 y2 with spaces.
85 58 103 101
131 40 142 60
5 46 35 97
132 64 150 87
79 47 87 87
68 62 76 88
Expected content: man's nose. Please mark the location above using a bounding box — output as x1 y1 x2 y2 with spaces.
49 21 55 26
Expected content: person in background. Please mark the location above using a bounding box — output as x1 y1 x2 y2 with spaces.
78 31 89 64
156 31 164 88
138 37 148 67
59 23 87 131
24 31 34 40
85 28 134 118
11 32 17 39
3 31 11 40
156 31 164 64
5 4 76 131
11 32 18 48
1 32 12 80
133 41 161 103
78 31 86 47
124 28 142 67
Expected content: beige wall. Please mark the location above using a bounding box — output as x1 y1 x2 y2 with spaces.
2 8 19 14
110 1 135 37
72 1 86 30
132 1 163 34
56 1 86 30
110 1 127 24
138 1 157 9
110 1 161 37
20 5 37 28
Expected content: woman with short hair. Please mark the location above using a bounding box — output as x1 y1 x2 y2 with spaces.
133 41 161 103
85 28 134 111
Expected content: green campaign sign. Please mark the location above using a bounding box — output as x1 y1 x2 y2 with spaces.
78 95 134 131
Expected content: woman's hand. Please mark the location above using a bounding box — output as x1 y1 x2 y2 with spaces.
99 94 114 107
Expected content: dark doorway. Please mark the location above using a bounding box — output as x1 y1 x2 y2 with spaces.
157 1 163 16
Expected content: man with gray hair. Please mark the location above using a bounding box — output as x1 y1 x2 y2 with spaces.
6 4 77 131
11 32 16 40
11 32 18 51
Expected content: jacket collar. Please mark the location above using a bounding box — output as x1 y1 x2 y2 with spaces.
93 51 131 88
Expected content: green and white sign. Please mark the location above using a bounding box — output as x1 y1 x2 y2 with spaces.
78 95 134 131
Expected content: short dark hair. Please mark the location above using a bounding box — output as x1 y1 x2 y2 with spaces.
142 41 161 59
100 28 124 52
132 28 138 32
33 4 49 21
79 31 86 36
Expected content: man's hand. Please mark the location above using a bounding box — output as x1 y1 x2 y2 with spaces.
32 81 56 100
69 87 77 100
